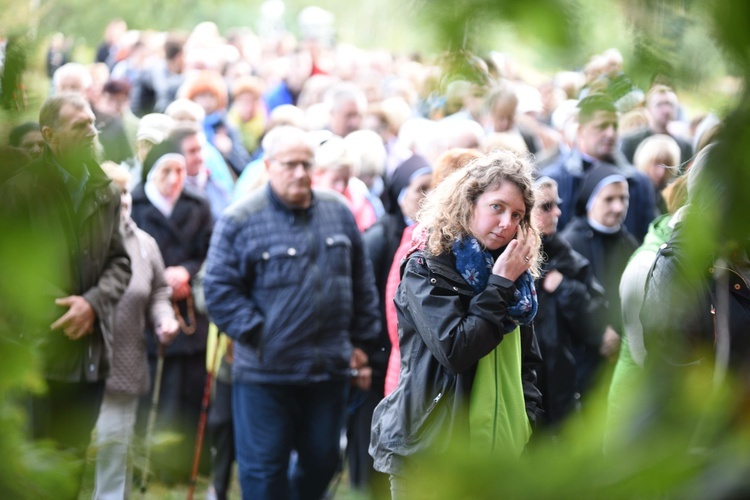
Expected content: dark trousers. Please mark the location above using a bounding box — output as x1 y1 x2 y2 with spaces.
209 378 235 500
346 383 389 499
232 379 347 500
30 379 105 496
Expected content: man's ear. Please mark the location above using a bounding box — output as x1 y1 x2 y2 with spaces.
41 126 55 144
264 157 271 172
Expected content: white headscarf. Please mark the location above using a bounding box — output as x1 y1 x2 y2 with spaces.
144 153 186 218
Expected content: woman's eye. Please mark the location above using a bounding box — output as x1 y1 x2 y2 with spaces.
512 213 522 220
490 204 500 211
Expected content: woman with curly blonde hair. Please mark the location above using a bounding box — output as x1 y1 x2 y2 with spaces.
370 149 544 499
418 149 542 275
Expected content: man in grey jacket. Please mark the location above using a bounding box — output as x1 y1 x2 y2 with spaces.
204 125 380 500
1 93 131 496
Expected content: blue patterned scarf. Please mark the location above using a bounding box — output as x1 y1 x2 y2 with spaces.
452 236 538 331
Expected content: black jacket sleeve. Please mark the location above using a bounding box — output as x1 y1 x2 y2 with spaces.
521 323 544 426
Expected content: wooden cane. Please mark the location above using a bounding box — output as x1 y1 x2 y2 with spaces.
186 330 222 500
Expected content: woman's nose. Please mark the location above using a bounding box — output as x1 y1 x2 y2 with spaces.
497 212 511 227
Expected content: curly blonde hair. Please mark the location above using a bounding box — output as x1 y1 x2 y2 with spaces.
417 149 541 277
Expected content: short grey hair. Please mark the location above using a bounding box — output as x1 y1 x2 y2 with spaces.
324 82 367 114
39 93 91 131
52 62 92 92
262 126 317 160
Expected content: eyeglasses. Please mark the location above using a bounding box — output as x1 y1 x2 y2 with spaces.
540 198 563 212
274 159 314 171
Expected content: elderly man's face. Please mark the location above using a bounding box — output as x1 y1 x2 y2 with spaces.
56 74 88 95
648 91 678 128
45 102 98 162
577 110 618 161
180 134 205 177
266 142 315 209
330 99 363 137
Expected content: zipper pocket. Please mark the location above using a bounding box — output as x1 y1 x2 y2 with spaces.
426 392 443 413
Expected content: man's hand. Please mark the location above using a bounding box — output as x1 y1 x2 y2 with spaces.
155 317 180 345
350 347 368 370
51 296 96 340
164 266 191 301
352 366 372 392
350 347 371 391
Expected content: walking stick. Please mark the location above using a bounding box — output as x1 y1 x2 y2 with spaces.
141 342 166 495
186 329 222 500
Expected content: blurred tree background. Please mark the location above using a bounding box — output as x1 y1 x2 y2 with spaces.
3 0 750 497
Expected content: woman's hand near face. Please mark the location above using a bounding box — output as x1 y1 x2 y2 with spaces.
492 225 535 282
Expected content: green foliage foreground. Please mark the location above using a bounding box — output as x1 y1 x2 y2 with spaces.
400 361 750 498
3 0 750 497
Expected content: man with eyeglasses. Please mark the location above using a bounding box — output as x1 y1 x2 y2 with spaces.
203 125 380 500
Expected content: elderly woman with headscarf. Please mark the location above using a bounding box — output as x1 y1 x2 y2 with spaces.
560 165 639 398
130 139 213 483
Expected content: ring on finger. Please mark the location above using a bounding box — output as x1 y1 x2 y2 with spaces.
524 256 530 262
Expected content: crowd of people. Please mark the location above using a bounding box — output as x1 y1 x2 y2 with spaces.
1 13 744 500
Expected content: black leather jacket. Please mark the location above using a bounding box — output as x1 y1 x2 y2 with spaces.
369 249 543 475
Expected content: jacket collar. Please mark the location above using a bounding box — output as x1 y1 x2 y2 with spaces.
265 183 315 217
43 146 111 189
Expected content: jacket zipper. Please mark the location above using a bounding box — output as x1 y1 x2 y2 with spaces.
426 392 443 413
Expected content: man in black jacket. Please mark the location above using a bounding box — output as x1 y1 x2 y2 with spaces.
1 93 131 497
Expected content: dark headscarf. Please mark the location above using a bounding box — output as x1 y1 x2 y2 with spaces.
383 153 432 215
141 139 183 185
575 164 627 217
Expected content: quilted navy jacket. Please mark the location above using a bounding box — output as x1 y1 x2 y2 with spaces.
203 185 381 384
